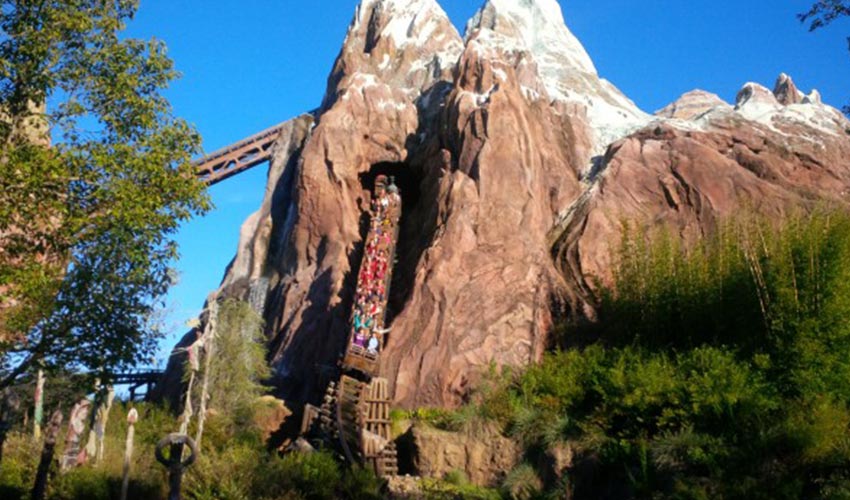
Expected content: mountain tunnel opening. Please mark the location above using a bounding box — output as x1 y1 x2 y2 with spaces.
358 161 427 328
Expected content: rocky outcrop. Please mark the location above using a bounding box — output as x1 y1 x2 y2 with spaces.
655 90 730 120
161 0 850 412
773 73 804 105
252 396 292 443
466 0 649 156
403 424 520 487
380 0 589 407
555 77 850 293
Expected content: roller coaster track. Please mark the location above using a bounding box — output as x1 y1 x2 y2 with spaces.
300 177 400 477
193 121 290 186
193 128 401 477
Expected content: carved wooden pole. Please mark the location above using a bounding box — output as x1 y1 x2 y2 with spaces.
96 386 115 463
33 369 45 440
120 408 138 500
156 433 197 500
195 296 218 453
82 380 103 465
32 410 63 500
60 397 91 471
84 384 115 465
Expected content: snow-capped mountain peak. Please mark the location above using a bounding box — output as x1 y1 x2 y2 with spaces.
466 0 650 155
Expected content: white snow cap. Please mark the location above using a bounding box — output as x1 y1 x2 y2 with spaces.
731 80 849 139
468 0 597 76
355 0 459 48
467 0 650 155
349 0 462 79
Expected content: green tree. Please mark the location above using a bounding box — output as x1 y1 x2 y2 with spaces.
801 1 850 31
0 1 210 390
800 1 850 113
204 299 269 420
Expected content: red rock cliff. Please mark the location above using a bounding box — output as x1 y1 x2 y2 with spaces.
160 0 850 410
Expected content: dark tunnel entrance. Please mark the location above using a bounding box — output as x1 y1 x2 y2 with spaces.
357 161 428 328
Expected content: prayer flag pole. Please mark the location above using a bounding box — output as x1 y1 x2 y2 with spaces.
120 408 138 500
32 370 44 440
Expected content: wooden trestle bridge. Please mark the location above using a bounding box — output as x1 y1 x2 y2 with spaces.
192 124 401 478
112 370 163 401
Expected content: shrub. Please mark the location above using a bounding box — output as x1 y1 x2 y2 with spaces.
338 465 384 500
420 471 503 500
205 299 270 420
184 444 263 500
48 467 111 500
0 433 40 499
269 451 342 500
459 209 850 498
502 464 542 500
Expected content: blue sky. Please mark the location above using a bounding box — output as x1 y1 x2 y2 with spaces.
123 0 850 364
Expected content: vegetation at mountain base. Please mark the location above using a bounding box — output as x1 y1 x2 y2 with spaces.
801 1 850 113
3 201 850 499
407 208 850 499
0 401 387 500
0 0 210 390
0 297 388 500
419 471 502 500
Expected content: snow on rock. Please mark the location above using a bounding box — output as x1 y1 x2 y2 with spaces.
732 77 850 139
322 0 463 110
655 90 731 121
735 82 780 112
465 0 651 155
803 89 822 105
655 74 850 145
467 0 597 75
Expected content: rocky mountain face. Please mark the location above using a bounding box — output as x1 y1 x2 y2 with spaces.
160 0 850 410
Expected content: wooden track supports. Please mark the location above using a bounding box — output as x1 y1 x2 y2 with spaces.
363 378 392 442
298 177 401 478
314 376 397 477
362 378 397 477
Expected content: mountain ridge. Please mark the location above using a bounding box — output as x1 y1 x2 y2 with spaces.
156 0 850 410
